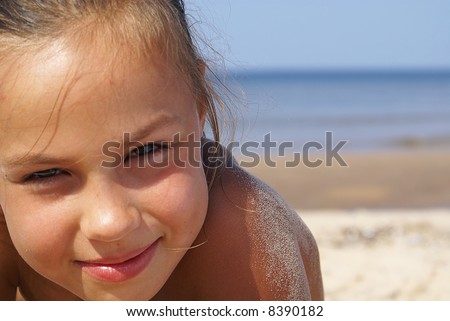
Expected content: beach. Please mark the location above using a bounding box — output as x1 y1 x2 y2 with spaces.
245 151 450 300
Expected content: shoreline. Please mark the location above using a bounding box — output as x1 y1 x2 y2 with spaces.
244 150 450 210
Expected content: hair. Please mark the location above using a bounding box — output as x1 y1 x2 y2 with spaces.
0 0 231 184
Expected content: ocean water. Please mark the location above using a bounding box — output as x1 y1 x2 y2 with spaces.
221 70 450 153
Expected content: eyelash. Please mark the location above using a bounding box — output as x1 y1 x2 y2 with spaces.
24 168 68 184
24 143 166 183
124 142 164 162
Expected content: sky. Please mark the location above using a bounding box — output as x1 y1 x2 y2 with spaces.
185 0 450 71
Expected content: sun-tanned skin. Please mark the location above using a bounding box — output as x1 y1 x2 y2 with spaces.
0 161 323 301
0 18 323 300
153 163 324 300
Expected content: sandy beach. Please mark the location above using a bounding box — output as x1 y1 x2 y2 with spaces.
246 151 450 300
302 209 450 300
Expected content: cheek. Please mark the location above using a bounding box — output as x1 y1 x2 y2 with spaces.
144 165 209 243
3 197 75 270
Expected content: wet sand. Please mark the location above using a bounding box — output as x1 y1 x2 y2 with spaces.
246 151 450 300
245 151 450 210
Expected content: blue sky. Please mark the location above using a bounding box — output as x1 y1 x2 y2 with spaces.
186 0 450 71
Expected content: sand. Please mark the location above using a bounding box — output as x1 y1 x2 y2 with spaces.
301 209 450 300
245 151 450 210
245 151 450 300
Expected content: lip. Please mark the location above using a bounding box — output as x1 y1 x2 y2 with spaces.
76 239 160 282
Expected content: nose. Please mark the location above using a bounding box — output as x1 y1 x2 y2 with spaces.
79 176 141 242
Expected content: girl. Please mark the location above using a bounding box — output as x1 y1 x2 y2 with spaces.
0 0 323 300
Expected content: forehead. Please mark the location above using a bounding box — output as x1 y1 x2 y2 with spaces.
1 39 187 109
1 40 174 98
0 40 194 155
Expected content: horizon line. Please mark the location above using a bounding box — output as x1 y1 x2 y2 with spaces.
227 67 450 75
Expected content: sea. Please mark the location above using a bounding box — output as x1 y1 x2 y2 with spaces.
215 70 450 154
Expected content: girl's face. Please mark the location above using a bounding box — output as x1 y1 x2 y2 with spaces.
0 42 208 300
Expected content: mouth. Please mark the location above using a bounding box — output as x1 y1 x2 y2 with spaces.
75 239 160 282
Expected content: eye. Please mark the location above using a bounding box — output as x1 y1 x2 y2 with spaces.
130 143 160 157
125 143 164 161
24 168 67 183
124 142 169 168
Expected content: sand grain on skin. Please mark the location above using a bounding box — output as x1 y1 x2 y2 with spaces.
234 171 312 300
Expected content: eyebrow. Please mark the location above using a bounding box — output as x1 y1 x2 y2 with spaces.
125 113 178 143
2 113 179 169
2 154 81 170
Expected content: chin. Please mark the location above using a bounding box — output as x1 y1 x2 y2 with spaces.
80 290 153 301
71 281 160 301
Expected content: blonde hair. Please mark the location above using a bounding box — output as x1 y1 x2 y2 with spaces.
0 0 227 153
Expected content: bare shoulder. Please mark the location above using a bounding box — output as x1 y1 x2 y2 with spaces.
0 212 19 300
156 162 324 300
215 164 324 300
